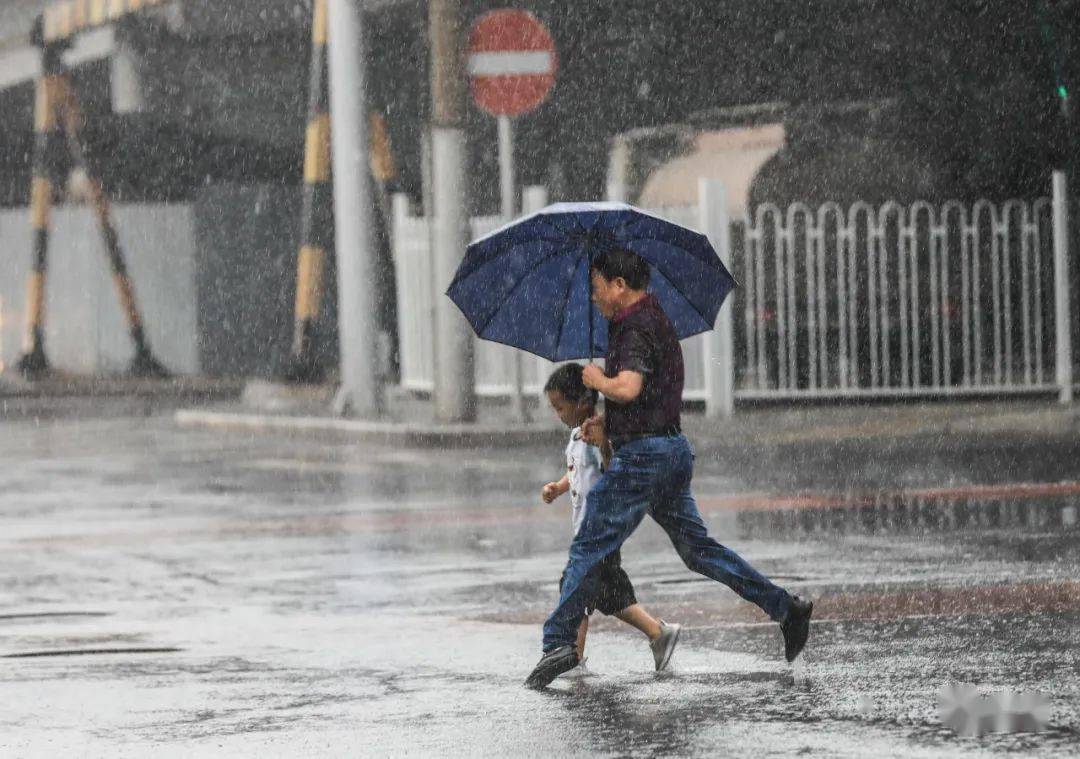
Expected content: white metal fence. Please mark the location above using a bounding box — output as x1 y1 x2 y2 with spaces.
737 198 1058 397
391 177 1073 407
392 193 561 399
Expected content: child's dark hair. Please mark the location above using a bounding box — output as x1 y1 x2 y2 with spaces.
544 363 599 406
591 247 650 290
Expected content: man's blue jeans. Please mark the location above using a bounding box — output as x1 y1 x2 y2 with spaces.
542 434 793 652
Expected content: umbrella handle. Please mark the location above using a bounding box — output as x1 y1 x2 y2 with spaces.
587 247 593 361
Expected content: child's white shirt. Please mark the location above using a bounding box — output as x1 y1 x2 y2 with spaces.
566 426 603 536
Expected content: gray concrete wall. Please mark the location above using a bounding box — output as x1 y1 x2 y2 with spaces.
192 184 308 379
0 1 47 46
0 203 198 375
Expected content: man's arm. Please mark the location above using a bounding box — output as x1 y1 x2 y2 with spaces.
581 414 613 466
581 365 643 404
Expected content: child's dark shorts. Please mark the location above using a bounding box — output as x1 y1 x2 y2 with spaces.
559 549 637 616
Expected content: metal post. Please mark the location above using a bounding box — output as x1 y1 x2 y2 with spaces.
369 111 401 385
699 178 735 417
606 180 627 203
429 0 475 422
421 128 434 220
1053 170 1073 403
110 26 145 114
522 185 548 210
498 117 516 225
327 0 380 417
498 115 528 421
522 185 549 407
606 135 629 203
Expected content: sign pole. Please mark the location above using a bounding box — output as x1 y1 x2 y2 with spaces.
498 116 515 221
328 0 381 417
498 114 529 422
468 8 556 422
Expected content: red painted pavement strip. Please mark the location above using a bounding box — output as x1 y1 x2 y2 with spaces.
283 479 1080 533
14 480 1080 546
314 480 1080 529
697 480 1080 513
473 580 1080 627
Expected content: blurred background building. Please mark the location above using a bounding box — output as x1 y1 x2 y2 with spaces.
0 0 1076 380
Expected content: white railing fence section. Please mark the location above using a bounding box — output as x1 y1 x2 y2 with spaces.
392 173 1073 408
738 198 1056 397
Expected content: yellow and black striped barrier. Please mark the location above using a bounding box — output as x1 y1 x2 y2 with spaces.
283 0 332 383
368 109 398 237
368 110 401 383
56 77 168 378
16 46 67 377
18 10 169 379
283 0 404 384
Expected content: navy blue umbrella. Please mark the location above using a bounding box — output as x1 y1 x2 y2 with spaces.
446 202 736 361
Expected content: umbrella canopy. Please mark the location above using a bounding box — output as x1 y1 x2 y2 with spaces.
446 202 736 361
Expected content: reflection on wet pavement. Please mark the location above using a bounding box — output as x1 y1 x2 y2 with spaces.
0 414 1078 755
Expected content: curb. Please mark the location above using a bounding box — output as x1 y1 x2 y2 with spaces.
174 409 565 448
0 375 244 401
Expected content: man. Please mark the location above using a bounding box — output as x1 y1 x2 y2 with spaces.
524 248 813 689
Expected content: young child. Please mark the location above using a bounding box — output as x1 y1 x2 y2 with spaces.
541 363 681 675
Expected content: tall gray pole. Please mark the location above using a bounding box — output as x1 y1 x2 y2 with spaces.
110 28 146 115
430 0 476 422
1053 170 1073 404
699 178 735 418
523 185 550 409
327 0 381 417
498 114 529 422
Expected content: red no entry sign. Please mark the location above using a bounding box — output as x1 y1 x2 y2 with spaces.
468 9 557 117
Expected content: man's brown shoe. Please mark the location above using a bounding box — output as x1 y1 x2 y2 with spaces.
524 645 580 689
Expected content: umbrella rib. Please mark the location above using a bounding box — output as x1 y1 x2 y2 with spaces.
473 247 574 337
605 211 642 241
648 253 723 328
450 235 564 288
552 248 588 359
615 214 717 267
640 232 730 280
532 214 575 238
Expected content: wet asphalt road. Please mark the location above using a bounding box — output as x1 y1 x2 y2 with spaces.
1 405 1079 756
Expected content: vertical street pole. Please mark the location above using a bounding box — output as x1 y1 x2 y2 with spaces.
110 24 146 115
699 178 735 418
498 114 529 421
327 0 381 417
606 135 630 203
1053 170 1073 404
430 0 476 422
522 185 549 409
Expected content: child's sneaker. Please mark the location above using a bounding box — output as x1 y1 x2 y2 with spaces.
650 620 681 671
560 656 597 679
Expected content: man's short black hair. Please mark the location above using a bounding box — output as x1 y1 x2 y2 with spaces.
543 363 599 406
591 247 650 291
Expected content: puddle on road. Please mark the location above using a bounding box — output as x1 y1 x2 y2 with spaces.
2 647 183 658
0 611 181 660
0 612 111 622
